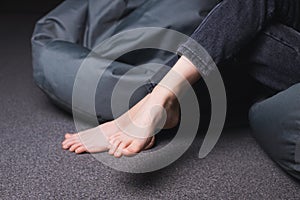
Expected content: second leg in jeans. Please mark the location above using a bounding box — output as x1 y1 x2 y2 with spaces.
178 0 277 74
178 0 300 78
246 23 300 180
241 22 300 92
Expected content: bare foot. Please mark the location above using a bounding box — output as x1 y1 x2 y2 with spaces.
61 94 156 154
62 121 119 153
62 56 198 157
108 85 180 158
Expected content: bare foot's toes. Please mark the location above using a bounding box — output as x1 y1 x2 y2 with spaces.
122 141 144 157
62 138 79 150
64 133 73 139
121 137 155 157
69 143 83 152
62 121 122 154
62 134 78 145
75 146 87 154
108 133 129 157
114 142 129 158
108 139 121 155
107 134 155 157
144 136 155 150
62 135 77 143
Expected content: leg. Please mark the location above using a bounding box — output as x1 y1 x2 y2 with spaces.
249 83 300 180
62 57 195 157
178 0 300 76
242 19 300 180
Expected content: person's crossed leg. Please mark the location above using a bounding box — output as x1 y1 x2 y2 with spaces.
61 57 197 157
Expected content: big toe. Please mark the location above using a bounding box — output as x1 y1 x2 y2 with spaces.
122 143 142 157
122 138 154 157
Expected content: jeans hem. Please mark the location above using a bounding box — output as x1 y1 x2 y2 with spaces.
177 44 215 76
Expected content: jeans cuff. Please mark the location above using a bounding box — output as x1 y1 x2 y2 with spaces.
177 41 216 76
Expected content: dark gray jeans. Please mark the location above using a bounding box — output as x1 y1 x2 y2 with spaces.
178 0 300 179
178 0 300 91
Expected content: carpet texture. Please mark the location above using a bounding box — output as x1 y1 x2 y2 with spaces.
0 14 299 200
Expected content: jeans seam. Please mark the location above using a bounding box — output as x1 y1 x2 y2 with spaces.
194 1 223 33
262 30 300 54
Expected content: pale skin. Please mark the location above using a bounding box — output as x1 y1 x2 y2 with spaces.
62 56 201 157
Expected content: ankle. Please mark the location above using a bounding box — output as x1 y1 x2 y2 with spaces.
151 84 177 105
150 85 180 119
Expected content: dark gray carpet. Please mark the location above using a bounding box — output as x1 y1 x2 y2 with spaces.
0 14 299 200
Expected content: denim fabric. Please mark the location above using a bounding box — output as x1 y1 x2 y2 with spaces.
241 22 300 91
177 0 300 180
177 0 300 91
